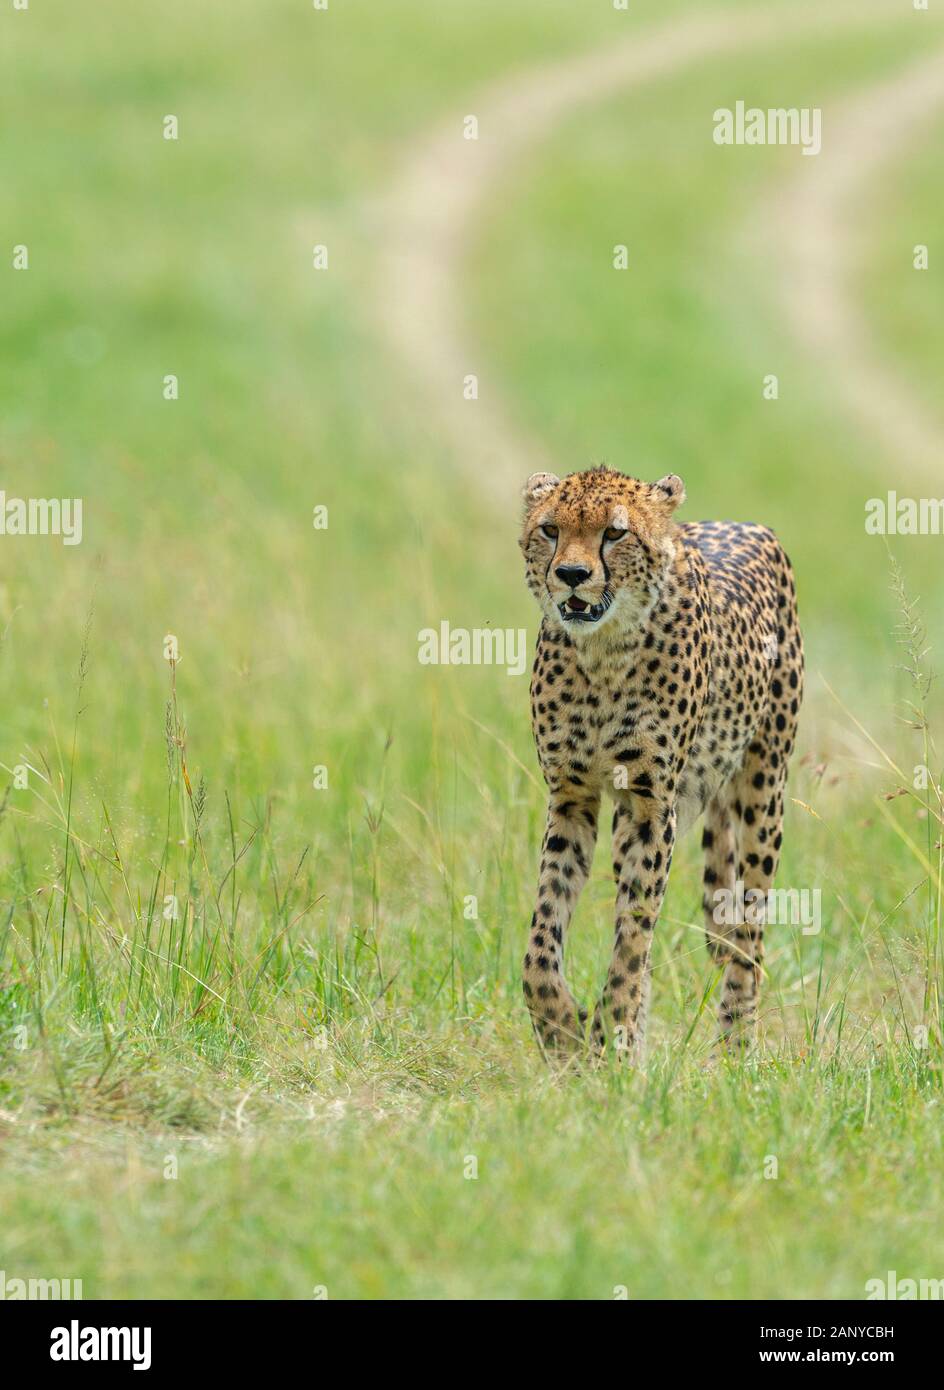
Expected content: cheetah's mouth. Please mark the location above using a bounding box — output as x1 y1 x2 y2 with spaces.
558 590 612 624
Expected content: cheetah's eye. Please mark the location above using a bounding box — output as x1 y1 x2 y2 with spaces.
604 526 627 542
540 523 559 540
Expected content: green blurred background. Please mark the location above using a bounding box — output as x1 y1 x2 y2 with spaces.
1 0 943 1299
2 0 941 801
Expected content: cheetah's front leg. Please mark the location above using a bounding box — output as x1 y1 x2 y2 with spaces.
523 788 600 1059
590 800 677 1063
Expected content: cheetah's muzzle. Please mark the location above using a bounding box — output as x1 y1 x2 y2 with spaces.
558 589 612 623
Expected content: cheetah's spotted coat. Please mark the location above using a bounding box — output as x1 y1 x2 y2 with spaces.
519 466 803 1060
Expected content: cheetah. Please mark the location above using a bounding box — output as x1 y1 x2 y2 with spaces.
519 466 803 1061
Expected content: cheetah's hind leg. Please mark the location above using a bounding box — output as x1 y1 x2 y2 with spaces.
702 793 738 965
717 736 790 1051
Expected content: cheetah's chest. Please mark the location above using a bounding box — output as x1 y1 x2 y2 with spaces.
531 634 768 830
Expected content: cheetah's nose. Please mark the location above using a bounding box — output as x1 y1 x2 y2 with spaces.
555 564 592 589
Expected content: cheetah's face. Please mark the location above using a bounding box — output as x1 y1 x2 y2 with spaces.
519 466 686 639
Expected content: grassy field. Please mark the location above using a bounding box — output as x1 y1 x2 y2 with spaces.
1 0 943 1299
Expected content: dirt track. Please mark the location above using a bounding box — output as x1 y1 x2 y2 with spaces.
375 4 944 504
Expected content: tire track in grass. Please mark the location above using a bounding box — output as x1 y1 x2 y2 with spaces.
375 2 941 505
374 10 789 505
765 47 944 489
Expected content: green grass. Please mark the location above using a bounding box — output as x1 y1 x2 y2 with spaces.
1 0 943 1299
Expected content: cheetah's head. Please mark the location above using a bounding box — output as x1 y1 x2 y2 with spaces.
519 465 685 638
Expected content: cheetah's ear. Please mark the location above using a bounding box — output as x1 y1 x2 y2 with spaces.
522 472 560 512
650 474 686 512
